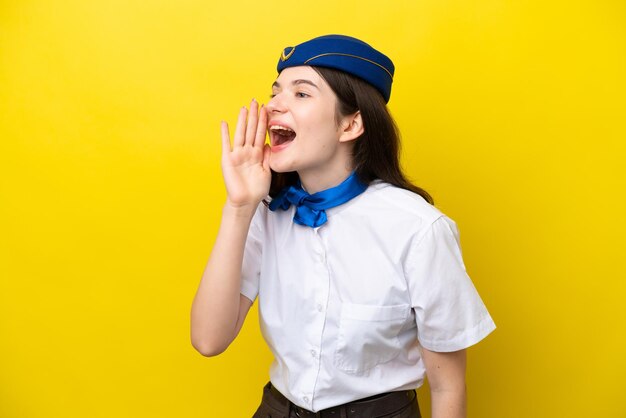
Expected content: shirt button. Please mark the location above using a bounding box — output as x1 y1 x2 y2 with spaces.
303 396 310 403
310 349 317 358
316 304 323 312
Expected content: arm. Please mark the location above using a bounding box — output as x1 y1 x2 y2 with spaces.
190 207 256 356
190 100 270 356
421 347 467 418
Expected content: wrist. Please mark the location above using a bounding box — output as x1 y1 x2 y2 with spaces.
222 200 258 219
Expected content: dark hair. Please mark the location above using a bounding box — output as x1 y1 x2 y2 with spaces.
269 66 433 205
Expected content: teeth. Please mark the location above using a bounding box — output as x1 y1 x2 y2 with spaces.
269 125 295 133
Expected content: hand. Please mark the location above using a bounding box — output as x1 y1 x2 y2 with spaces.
220 99 271 209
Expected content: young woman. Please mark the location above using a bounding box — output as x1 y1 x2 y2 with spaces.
191 35 496 418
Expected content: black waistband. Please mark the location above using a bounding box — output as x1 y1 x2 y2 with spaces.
265 383 418 418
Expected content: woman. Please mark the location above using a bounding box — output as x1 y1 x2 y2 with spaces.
191 34 496 418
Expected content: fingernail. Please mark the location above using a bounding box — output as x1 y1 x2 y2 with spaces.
252 98 256 102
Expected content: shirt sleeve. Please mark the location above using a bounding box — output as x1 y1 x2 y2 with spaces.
404 215 496 352
240 203 264 302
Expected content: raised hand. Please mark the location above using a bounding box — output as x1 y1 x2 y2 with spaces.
220 99 271 209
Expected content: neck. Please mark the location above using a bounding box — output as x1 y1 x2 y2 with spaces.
298 164 354 194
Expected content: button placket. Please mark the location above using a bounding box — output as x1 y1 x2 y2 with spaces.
300 227 330 411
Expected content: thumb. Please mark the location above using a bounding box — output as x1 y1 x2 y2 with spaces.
262 144 271 172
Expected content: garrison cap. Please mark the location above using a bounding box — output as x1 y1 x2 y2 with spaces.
276 34 395 103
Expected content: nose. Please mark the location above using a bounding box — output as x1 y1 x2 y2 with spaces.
266 93 286 114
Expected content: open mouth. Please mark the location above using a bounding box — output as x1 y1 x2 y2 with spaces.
269 125 296 149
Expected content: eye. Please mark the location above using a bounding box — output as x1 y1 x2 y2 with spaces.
269 93 277 99
296 92 310 98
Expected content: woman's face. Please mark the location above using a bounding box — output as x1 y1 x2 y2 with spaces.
267 66 354 183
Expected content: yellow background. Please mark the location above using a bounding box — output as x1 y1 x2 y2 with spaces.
1 0 624 417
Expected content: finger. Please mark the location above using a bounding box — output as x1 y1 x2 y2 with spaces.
244 99 258 146
220 121 231 158
254 105 268 148
262 143 271 172
233 106 247 147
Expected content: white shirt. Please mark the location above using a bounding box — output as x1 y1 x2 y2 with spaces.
240 181 496 412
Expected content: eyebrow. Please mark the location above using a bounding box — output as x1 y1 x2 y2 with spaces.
272 79 320 89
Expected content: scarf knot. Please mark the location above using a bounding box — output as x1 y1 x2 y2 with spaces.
268 172 367 228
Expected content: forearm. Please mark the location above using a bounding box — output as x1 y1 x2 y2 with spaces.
421 347 467 418
430 386 466 418
190 203 256 355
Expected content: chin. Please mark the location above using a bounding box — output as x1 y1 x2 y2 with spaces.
269 155 297 173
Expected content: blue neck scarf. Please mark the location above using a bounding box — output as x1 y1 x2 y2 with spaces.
268 172 368 228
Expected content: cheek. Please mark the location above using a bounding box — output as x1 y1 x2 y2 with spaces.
300 115 340 143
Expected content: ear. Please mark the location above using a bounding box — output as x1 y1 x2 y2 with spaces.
338 111 364 143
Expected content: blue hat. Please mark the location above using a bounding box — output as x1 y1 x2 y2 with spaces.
276 34 395 103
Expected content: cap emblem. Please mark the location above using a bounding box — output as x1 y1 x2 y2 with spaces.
280 46 295 62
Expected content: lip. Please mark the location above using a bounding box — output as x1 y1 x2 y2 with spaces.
270 141 292 153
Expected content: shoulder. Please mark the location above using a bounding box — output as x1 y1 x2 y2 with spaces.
330 180 452 246
359 180 444 225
